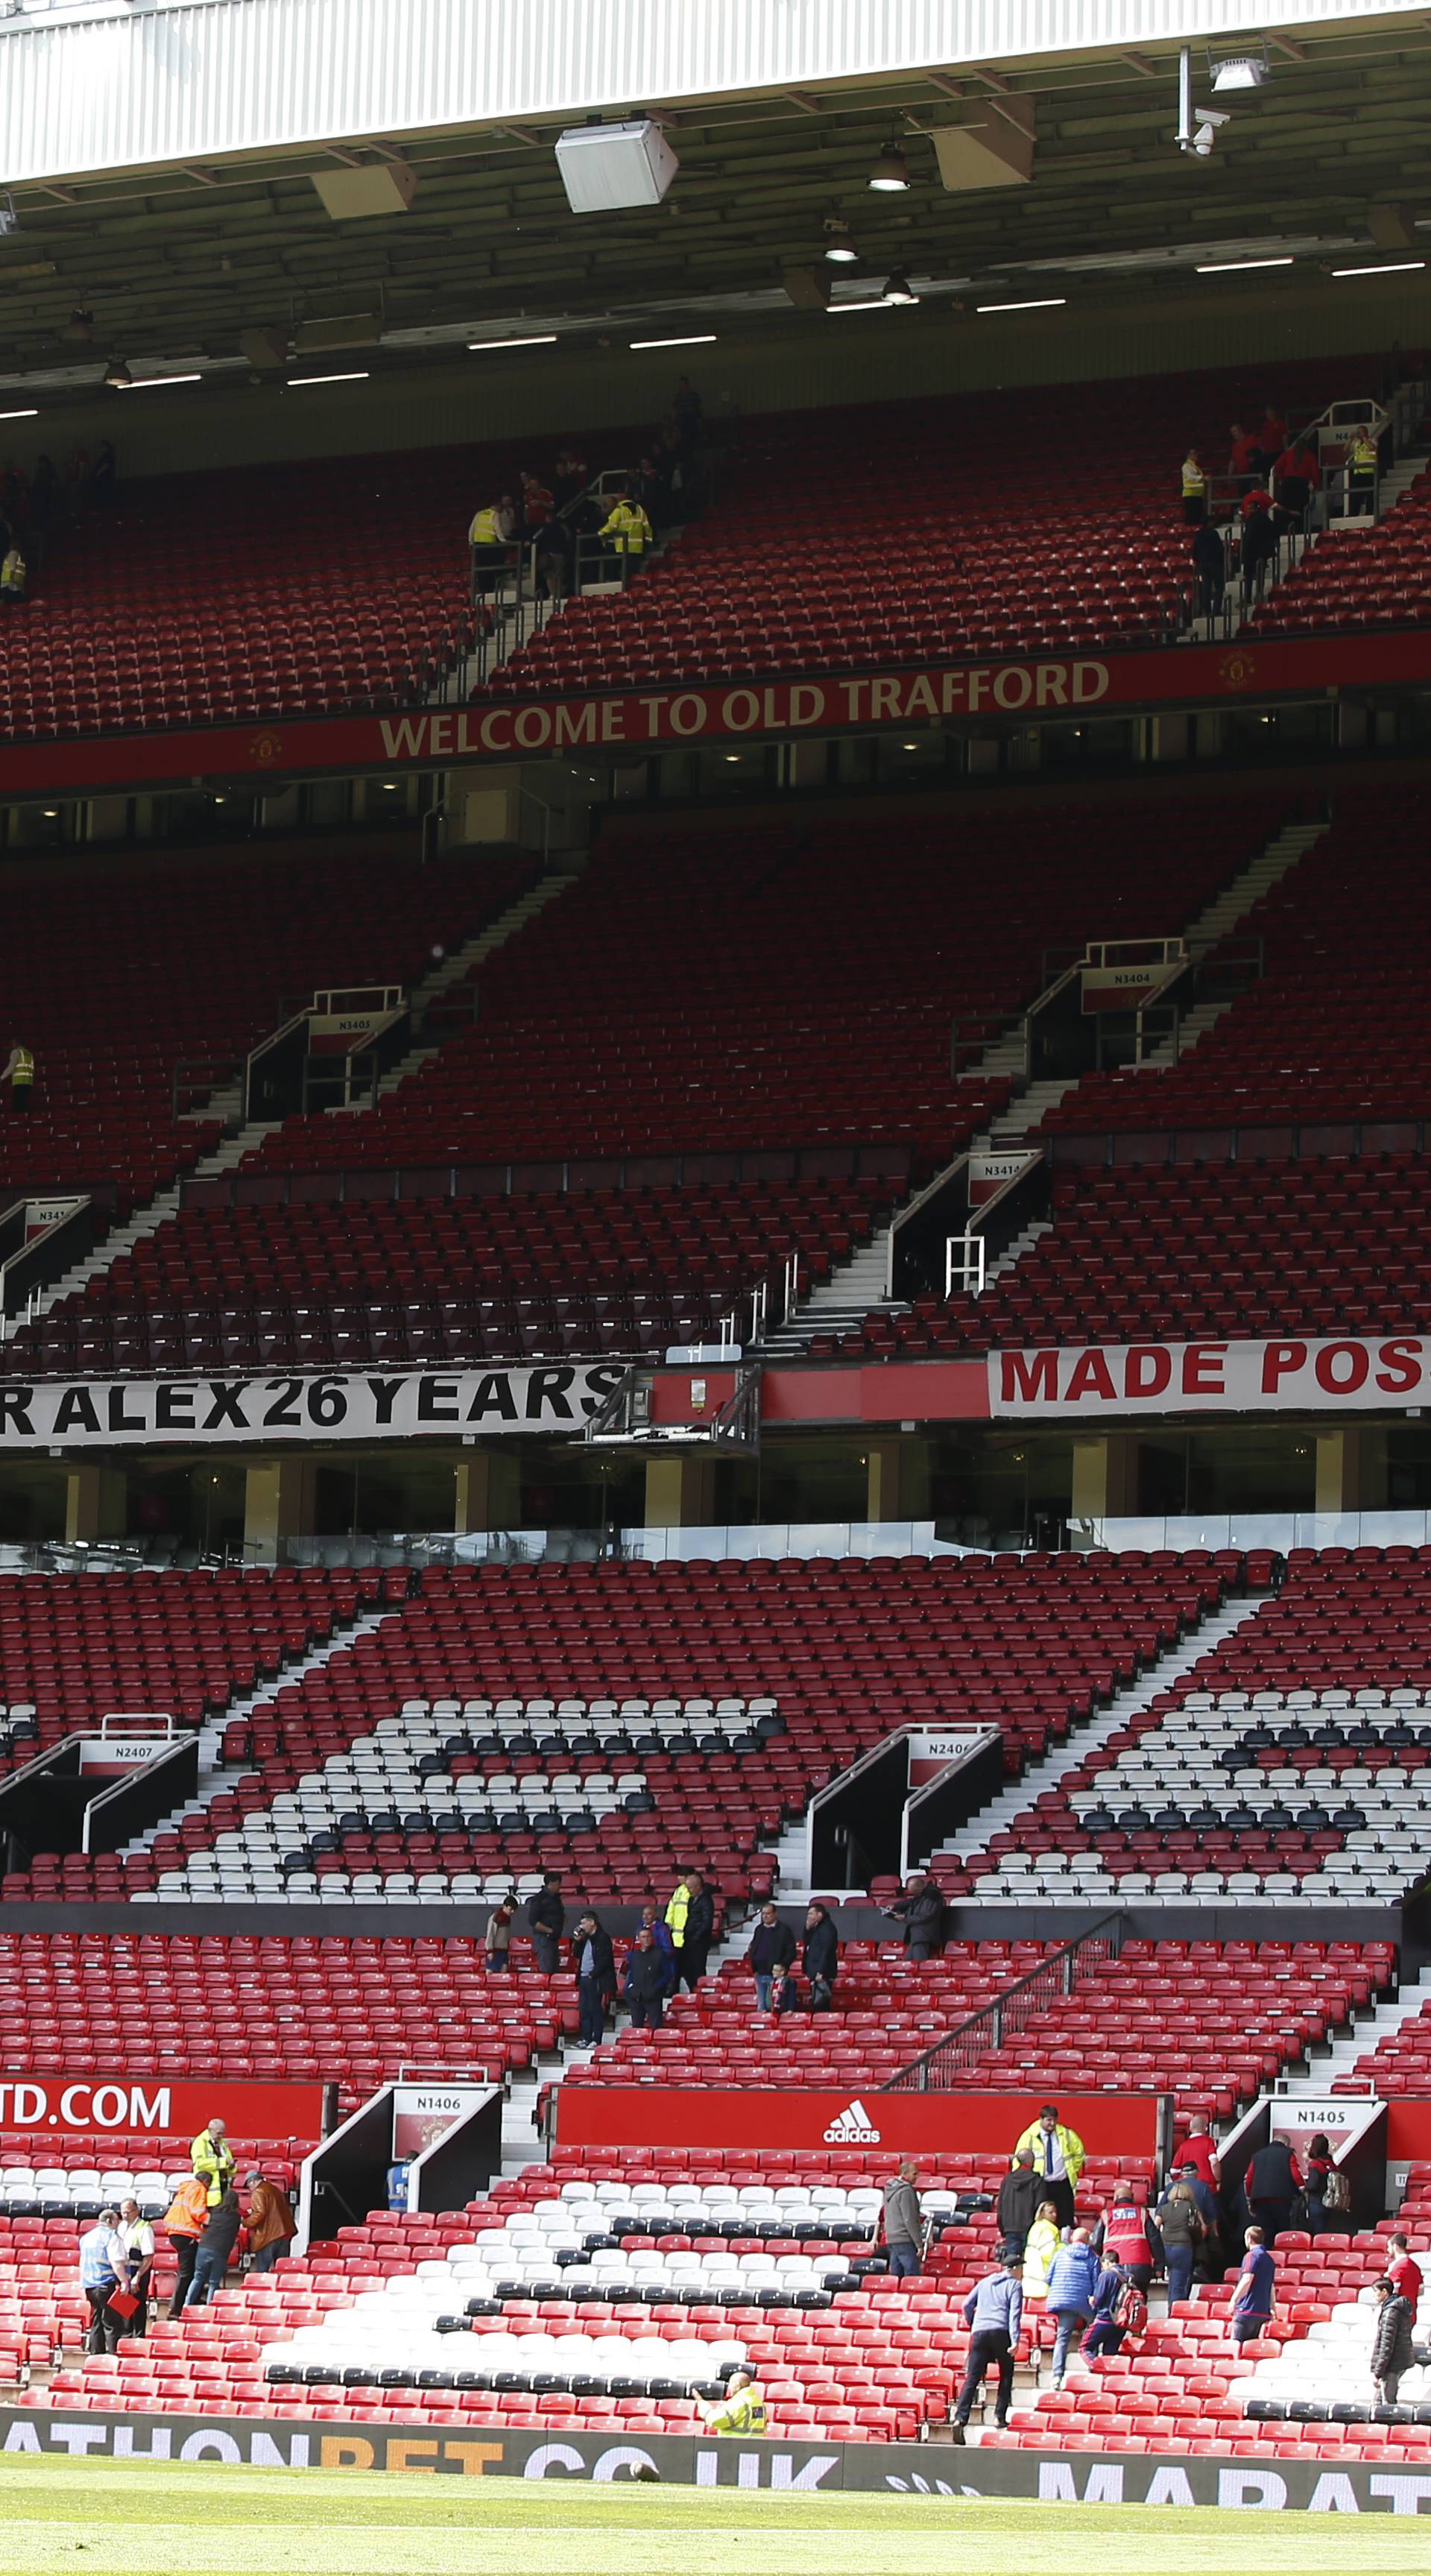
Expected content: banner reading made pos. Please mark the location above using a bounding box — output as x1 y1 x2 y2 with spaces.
0 2077 327 2142
556 2087 1161 2158
989 1335 1431 1418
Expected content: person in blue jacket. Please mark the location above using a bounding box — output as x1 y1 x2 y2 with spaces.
1045 2227 1102 2386
1081 2253 1137 2361
633 1902 677 1992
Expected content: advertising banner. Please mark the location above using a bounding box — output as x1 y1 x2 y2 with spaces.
4 626 1431 801
988 1336 1431 1419
2 2411 1428 2510
0 1361 627 1450
0 2078 326 2140
555 2086 1163 2157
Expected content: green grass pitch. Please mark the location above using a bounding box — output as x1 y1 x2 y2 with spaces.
0 2459 1426 2576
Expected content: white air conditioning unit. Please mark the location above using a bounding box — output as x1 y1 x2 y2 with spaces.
555 120 679 213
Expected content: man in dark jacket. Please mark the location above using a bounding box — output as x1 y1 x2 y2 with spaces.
680 1874 716 1990
1191 517 1227 618
185 2188 243 2310
1371 2278 1416 2405
526 1872 565 1976
622 1926 669 2031
886 1872 947 1963
996 2150 1041 2257
1243 2136 1303 2246
802 1902 839 2010
746 1904 797 2010
574 1912 617 2048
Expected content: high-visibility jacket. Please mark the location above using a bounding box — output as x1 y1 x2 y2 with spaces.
708 2381 768 2435
664 1881 692 1948
601 499 652 555
190 2127 236 2209
469 507 503 546
1 549 25 596
1349 433 1378 473
8 1046 33 1088
162 2176 209 2240
1013 2120 1085 2186
1181 460 1206 499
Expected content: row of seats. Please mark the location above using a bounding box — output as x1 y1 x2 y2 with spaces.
484 360 1377 699
57 1553 1228 1907
940 1555 1431 1898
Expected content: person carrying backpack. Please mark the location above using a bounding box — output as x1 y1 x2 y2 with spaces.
1303 2133 1351 2236
1081 2255 1143 2361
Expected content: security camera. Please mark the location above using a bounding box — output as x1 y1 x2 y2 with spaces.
1192 108 1231 157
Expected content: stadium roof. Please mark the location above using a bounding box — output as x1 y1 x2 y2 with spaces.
0 7 1427 400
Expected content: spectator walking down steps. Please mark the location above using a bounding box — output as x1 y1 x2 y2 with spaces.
880 2161 925 2280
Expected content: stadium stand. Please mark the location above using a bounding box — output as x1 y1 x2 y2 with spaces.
1040 789 1431 1135
0 1932 563 2108
480 359 1383 702
239 799 1290 1178
561 1939 1389 2118
934 1553 1431 1901
846 1152 1431 1357
33 1550 1229 1907
0 842 537 1212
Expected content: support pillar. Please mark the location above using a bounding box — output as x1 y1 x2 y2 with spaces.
455 1448 522 1532
243 1459 318 1565
1070 1434 1140 1525
1315 1425 1387 1515
644 1452 720 1530
865 1437 930 1522
64 1465 127 1544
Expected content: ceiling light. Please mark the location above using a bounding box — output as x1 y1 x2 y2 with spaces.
1330 259 1426 277
1211 56 1268 92
823 220 858 265
882 270 919 306
827 297 893 314
382 780 399 792
869 143 912 192
724 754 741 764
976 296 1067 314
285 370 370 386
1196 255 1294 273
0 408 37 420
103 356 130 388
116 373 202 390
467 334 557 351
628 333 717 350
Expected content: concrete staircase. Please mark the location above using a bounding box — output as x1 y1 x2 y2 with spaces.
22 1119 286 1325
929 1592 1271 1889
1274 1964 1431 2094
762 1235 904 1358
372 871 574 1105
1130 812 1325 1073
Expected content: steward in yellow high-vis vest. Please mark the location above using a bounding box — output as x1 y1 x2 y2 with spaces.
706 2369 768 2434
190 2120 236 2209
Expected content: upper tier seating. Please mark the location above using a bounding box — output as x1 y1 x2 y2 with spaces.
1042 789 1431 1136
0 1564 398 1761
243 800 1285 1178
1250 423 1431 639
937 1552 1431 1902
484 359 1378 701
0 842 534 1212
0 1932 567 2112
1340 1986 1431 2094
838 1152 1431 1359
75 1552 1225 1908
566 1939 1386 2121
1 1175 890 1380
0 437 616 742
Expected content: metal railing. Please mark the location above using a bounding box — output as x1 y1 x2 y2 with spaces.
882 1912 1127 2092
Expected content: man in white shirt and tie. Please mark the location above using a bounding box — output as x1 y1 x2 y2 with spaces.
1011 2103 1085 2233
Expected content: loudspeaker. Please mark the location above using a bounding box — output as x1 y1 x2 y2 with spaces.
932 101 1035 191
312 161 417 221
555 120 679 212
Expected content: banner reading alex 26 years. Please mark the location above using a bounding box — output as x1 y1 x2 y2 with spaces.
0 1363 627 1450
990 1336 1431 1418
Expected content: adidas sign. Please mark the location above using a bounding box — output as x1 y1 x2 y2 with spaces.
823 2097 882 2145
